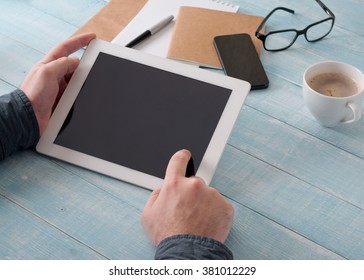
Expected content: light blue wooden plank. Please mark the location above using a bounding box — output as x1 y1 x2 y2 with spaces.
244 74 364 160
27 0 107 27
0 0 80 54
227 199 342 260
213 146 364 259
212 127 364 259
0 34 85 89
0 34 43 87
1 150 341 260
328 0 364 35
0 151 155 260
46 135 347 260
47 156 150 206
0 80 15 96
0 196 105 259
55 155 343 259
229 106 364 209
0 1 102 87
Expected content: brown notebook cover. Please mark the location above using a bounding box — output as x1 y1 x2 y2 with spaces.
73 0 147 41
167 6 264 69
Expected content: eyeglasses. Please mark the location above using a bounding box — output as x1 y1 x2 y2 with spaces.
255 0 335 51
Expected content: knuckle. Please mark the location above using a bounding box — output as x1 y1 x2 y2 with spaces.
209 188 234 215
222 198 235 218
165 174 181 189
188 177 206 190
209 186 221 196
39 57 69 77
151 188 161 196
226 202 235 216
38 64 56 78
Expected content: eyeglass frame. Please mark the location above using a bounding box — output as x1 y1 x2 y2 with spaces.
255 0 335 52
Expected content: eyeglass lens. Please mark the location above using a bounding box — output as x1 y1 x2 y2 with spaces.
305 18 333 41
264 18 334 51
264 30 297 51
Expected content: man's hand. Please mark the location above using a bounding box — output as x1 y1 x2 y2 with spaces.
141 149 234 246
20 33 96 135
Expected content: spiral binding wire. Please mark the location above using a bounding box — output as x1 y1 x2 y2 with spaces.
211 0 239 9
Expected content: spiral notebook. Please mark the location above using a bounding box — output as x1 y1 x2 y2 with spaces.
112 0 239 58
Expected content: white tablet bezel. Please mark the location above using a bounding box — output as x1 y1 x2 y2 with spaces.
36 39 250 190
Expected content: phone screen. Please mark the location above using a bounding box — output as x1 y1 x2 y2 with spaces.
214 33 269 90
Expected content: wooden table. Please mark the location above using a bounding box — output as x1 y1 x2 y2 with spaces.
1 0 363 259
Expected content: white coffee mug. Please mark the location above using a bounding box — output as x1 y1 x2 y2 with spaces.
303 61 364 127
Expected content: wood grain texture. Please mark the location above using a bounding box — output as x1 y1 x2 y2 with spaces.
0 151 154 260
0 80 15 96
1 0 363 259
0 195 105 259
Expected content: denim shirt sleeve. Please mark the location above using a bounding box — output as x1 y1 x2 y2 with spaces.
155 234 233 260
0 89 40 160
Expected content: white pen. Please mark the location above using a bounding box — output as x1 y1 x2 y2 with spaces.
125 15 174 48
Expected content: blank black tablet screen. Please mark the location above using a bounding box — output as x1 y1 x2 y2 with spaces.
54 52 231 179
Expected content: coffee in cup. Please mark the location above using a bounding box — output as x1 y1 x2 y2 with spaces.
303 61 364 127
308 72 359 98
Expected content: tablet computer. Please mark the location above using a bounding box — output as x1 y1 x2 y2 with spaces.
36 39 250 190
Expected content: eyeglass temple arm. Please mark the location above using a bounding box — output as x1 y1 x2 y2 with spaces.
316 0 335 18
255 7 295 35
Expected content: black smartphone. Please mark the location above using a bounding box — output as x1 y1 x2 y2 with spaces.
214 33 269 90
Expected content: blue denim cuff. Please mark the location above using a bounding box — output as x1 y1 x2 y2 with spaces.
155 234 233 260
